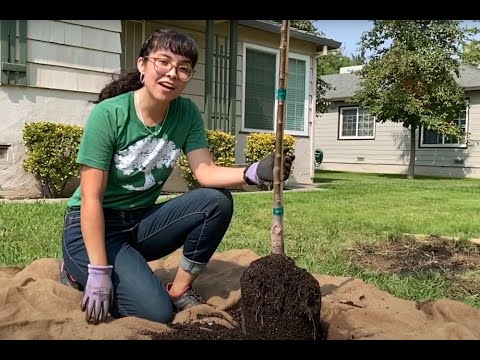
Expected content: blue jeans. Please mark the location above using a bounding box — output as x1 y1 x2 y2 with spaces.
61 187 234 323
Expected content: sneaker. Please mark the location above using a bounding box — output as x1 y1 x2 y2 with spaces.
167 283 205 312
59 260 83 291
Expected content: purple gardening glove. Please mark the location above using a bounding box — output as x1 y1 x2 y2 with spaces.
81 264 114 325
244 148 295 186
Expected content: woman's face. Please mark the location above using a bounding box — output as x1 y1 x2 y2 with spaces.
137 49 194 102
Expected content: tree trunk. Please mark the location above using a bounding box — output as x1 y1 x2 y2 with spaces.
407 125 417 179
271 20 290 255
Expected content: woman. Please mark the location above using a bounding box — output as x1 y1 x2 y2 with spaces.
60 28 295 325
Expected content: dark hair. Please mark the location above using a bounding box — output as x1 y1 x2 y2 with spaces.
94 29 199 103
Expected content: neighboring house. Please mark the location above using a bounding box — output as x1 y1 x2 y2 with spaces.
0 20 341 198
315 64 480 178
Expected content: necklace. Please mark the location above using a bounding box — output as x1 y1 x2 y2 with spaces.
135 91 169 134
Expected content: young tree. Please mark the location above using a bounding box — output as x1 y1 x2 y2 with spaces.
350 20 469 179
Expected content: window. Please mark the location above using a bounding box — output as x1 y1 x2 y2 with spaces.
0 20 27 85
120 20 146 72
242 43 310 136
420 104 469 148
0 145 11 165
339 106 375 139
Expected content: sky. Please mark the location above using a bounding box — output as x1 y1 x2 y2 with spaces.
314 20 372 57
314 20 479 58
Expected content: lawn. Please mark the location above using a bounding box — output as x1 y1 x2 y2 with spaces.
1 170 480 307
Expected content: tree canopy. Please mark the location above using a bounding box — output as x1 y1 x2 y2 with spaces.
350 20 470 178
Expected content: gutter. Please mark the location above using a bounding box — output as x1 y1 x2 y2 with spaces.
238 20 342 50
326 85 480 101
463 86 480 91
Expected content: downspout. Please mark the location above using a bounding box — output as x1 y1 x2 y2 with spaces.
310 46 329 182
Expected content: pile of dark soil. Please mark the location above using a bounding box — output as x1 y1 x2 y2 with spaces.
147 253 325 340
144 312 247 340
240 253 323 340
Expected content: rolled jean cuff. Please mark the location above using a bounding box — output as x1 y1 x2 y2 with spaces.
180 254 207 274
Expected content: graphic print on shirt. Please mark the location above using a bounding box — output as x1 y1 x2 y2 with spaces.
114 137 181 191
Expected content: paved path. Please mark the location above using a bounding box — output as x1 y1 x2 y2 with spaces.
0 183 325 204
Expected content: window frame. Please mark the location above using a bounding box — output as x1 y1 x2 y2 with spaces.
241 42 311 136
0 20 27 86
120 20 146 73
338 105 376 140
419 101 469 149
0 144 11 165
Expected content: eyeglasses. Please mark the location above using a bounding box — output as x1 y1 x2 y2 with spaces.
144 56 195 81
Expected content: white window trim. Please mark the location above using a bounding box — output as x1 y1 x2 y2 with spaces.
419 105 469 148
241 42 311 136
338 106 376 140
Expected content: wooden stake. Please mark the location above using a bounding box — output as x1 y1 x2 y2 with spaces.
271 20 290 255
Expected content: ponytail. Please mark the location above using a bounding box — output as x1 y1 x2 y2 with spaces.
94 69 143 104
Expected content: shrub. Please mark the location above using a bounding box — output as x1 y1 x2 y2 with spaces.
244 133 296 163
178 129 236 189
22 122 83 198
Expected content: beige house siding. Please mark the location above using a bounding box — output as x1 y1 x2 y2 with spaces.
314 90 480 178
0 86 97 198
26 20 122 93
0 20 122 198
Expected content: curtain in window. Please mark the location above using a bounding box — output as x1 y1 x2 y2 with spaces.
244 48 276 131
285 58 306 132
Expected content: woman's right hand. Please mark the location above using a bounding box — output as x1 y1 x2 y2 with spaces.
81 264 114 324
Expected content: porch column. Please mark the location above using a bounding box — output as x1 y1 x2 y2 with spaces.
204 20 214 129
228 20 238 134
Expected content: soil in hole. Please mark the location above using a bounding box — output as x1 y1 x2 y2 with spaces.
349 235 480 275
348 235 480 301
143 254 326 340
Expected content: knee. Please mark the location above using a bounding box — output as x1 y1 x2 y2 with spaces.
113 302 175 324
194 187 233 213
147 307 175 324
206 188 234 218
112 296 175 324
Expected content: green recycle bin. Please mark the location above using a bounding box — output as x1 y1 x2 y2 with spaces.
314 149 323 165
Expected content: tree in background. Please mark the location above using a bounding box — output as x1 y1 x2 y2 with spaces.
318 51 355 75
271 20 321 35
462 40 480 66
350 49 366 66
349 20 469 179
461 21 480 66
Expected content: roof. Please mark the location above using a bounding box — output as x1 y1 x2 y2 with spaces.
239 20 342 51
321 63 480 101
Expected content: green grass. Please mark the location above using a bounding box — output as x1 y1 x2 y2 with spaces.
2 170 480 307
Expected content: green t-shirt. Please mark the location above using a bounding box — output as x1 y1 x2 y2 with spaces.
67 91 208 210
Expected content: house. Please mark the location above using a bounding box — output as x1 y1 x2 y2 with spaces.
0 20 341 199
315 64 480 178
